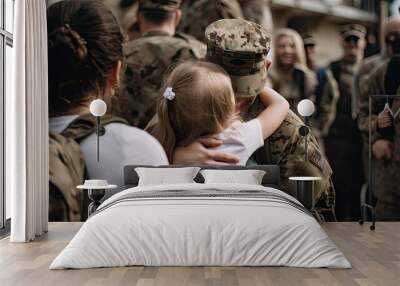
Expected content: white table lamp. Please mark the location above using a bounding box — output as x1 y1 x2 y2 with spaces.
297 99 315 161
90 99 107 162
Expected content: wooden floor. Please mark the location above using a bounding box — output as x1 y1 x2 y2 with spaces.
0 222 399 286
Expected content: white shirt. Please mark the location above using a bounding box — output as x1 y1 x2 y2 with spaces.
214 119 264 165
49 116 168 186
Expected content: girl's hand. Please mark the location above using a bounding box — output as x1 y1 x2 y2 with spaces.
173 136 240 165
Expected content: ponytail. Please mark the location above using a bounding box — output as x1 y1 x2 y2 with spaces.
149 61 237 162
152 98 176 162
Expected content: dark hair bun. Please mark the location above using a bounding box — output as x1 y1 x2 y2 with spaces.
47 0 123 114
48 24 88 66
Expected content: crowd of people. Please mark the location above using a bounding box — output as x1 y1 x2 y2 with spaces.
48 0 400 222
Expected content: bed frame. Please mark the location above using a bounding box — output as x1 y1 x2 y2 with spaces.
99 165 281 204
123 164 280 188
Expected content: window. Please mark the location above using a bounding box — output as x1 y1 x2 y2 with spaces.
0 0 14 230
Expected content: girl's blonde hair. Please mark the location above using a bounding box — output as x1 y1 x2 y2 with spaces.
152 61 237 161
273 28 307 69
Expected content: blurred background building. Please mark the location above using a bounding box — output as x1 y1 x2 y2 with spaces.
45 1 398 66
270 0 391 65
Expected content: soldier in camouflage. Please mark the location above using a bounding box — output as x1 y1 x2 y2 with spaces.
325 24 367 220
303 35 340 149
178 0 243 43
238 0 273 36
358 26 400 218
185 19 333 211
118 0 206 128
356 17 400 176
355 17 400 108
102 0 140 41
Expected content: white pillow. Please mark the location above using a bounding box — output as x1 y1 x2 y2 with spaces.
200 169 266 185
135 167 200 186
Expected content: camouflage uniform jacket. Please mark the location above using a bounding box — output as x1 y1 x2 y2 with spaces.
119 31 206 128
314 68 340 137
358 59 399 143
356 54 388 143
243 97 334 209
102 0 139 39
357 59 400 216
178 0 243 43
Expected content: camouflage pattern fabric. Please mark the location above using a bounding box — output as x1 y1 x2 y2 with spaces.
243 99 334 209
355 54 387 177
205 19 270 97
102 0 139 39
205 18 270 55
203 19 334 209
119 31 206 128
49 114 128 222
340 24 367 39
138 0 181 11
239 0 273 35
358 60 400 217
178 0 244 43
356 54 387 144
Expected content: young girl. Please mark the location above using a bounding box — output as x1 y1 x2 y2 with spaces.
151 61 289 165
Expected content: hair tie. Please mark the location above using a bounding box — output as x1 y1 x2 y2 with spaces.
163 87 175 101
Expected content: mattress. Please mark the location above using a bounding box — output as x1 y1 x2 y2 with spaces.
50 183 350 269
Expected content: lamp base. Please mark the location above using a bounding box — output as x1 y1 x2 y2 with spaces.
289 177 321 210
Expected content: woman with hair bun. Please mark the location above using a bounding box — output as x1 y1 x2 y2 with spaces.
48 0 168 188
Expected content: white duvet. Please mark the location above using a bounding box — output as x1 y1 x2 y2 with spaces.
50 183 351 269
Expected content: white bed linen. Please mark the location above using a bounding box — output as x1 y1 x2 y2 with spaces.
50 183 351 269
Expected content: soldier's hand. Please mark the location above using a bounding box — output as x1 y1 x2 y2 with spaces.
173 136 240 165
372 139 393 160
377 109 392 129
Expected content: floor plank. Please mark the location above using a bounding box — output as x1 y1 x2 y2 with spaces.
0 222 399 286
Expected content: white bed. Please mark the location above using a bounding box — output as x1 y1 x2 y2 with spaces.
50 183 350 269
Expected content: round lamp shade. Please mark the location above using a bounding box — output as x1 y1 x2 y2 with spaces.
90 99 107 117
297 99 315 117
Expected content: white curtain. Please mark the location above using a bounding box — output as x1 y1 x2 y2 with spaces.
8 0 49 242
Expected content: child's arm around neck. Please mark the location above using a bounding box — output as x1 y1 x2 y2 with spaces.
256 87 290 139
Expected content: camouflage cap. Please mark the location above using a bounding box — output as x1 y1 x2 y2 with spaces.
302 34 316 47
340 24 366 39
205 19 271 97
139 0 181 11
